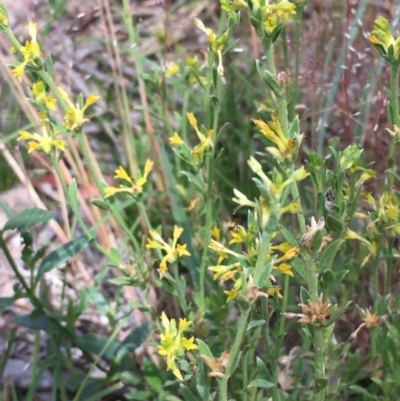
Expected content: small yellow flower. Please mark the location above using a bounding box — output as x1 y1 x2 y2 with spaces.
32 81 56 110
0 10 9 27
158 312 197 380
12 22 41 81
17 122 66 154
224 288 240 302
368 17 400 61
104 160 154 198
209 262 241 281
273 263 293 277
58 87 100 131
146 226 191 278
170 132 183 145
361 308 380 329
187 113 214 159
165 62 180 76
210 226 221 240
267 286 282 298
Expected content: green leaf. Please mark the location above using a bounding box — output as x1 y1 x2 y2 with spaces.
256 60 281 95
197 339 214 358
124 390 154 400
320 239 344 270
68 179 79 212
349 384 374 398
36 235 90 282
325 215 343 233
92 199 111 211
247 320 266 330
289 116 300 139
3 208 53 231
256 357 269 380
121 322 152 351
76 333 121 359
300 286 309 305
247 379 275 389
142 359 163 391
278 223 298 246
14 313 49 331
0 297 15 313
181 385 197 401
291 258 307 280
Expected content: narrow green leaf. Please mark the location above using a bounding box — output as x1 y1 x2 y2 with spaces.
247 379 275 389
4 208 53 231
247 320 266 330
121 322 152 350
68 179 79 212
14 313 49 331
278 223 298 246
196 339 214 358
319 239 344 271
36 235 89 282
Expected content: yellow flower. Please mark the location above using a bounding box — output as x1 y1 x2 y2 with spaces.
210 226 221 240
209 262 241 281
224 288 240 302
32 81 56 110
170 132 183 145
0 10 8 27
273 263 293 277
268 286 282 298
146 226 191 278
165 61 180 76
12 22 41 81
17 122 66 154
368 17 400 61
345 229 377 266
104 160 154 198
158 312 197 380
187 113 214 159
58 87 100 131
194 18 228 76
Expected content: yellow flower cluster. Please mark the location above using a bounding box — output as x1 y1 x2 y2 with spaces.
104 160 154 199
17 112 65 154
146 226 191 278
208 223 299 302
158 312 198 380
11 22 41 81
368 17 400 61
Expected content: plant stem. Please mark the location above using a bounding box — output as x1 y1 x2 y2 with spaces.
388 61 400 165
199 52 222 317
218 308 252 401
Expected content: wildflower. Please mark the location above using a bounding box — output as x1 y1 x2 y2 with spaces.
224 288 241 302
361 308 380 329
209 262 241 281
268 286 282 298
12 22 41 81
368 17 400 61
253 118 299 162
170 132 183 146
32 81 56 110
201 351 230 378
158 312 198 380
0 6 9 28
210 226 221 240
220 0 248 12
146 226 191 277
298 295 330 325
187 112 214 159
345 229 377 266
194 18 229 76
57 87 100 131
301 217 325 245
17 115 66 154
165 61 180 76
273 263 293 277
232 189 257 209
104 160 153 198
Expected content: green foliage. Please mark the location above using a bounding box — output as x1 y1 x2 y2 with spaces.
1 1 400 400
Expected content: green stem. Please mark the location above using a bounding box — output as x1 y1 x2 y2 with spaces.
289 7 304 122
303 252 326 401
218 308 252 401
199 53 222 317
388 61 400 164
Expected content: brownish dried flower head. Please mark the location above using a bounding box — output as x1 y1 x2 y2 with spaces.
200 351 230 378
298 294 331 325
